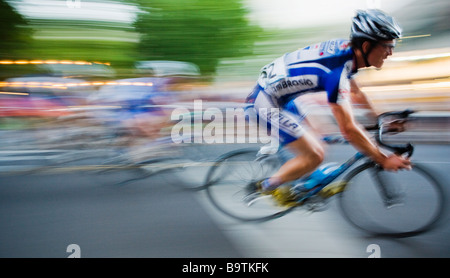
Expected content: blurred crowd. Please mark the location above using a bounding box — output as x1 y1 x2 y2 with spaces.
0 59 220 150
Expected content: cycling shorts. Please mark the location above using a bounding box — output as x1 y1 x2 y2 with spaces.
245 84 307 146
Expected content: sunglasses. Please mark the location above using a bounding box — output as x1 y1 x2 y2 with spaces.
378 42 396 51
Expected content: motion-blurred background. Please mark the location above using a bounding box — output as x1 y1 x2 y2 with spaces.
0 0 449 259
0 0 448 144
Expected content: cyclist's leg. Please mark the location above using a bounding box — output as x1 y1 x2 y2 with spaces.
273 97 326 185
249 89 325 191
270 131 324 186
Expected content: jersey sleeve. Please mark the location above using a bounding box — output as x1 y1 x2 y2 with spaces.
325 60 352 105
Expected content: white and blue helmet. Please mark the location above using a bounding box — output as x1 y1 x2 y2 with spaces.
351 9 402 41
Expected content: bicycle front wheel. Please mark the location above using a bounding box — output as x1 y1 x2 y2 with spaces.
205 148 295 222
340 162 446 237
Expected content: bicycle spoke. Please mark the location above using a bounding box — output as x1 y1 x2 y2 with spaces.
340 162 445 237
205 148 294 222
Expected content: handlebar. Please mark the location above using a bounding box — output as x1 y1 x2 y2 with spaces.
370 109 415 157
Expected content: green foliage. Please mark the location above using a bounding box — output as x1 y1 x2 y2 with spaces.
0 0 32 59
0 0 260 79
134 0 262 76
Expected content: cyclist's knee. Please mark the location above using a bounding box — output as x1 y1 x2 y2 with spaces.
289 144 324 169
308 147 325 166
288 136 325 165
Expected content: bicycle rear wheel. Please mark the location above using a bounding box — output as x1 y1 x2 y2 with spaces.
339 162 446 237
205 147 295 222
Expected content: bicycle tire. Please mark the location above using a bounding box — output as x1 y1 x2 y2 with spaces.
204 147 295 222
90 154 204 191
339 161 446 237
136 156 209 190
87 141 207 190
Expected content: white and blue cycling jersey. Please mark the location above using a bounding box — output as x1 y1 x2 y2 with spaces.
245 39 358 145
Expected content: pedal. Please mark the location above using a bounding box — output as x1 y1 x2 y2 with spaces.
319 181 347 198
272 186 300 207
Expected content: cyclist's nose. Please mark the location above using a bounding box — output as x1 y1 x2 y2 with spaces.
387 47 393 56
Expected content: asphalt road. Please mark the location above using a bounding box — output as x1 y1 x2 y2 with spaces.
0 143 449 258
196 144 450 258
0 142 243 258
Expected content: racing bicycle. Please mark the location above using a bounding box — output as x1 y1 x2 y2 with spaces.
203 110 446 237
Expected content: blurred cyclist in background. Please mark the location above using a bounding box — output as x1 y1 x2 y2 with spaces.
245 9 412 195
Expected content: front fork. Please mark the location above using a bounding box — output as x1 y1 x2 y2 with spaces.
370 165 404 207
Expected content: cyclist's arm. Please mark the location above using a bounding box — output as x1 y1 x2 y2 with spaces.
349 78 378 120
329 101 411 171
350 79 407 132
329 100 387 164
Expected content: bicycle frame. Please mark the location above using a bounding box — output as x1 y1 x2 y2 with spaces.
295 152 366 203
294 109 416 203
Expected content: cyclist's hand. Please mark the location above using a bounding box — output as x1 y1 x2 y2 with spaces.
381 154 412 171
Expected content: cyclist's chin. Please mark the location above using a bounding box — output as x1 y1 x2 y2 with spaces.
373 60 385 69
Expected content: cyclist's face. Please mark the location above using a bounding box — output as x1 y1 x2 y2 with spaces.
368 40 395 68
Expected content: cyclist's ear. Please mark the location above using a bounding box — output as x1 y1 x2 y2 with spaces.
361 41 372 53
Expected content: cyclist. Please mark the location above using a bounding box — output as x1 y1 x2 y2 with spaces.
245 9 412 194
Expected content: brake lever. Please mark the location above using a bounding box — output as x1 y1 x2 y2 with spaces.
376 109 415 158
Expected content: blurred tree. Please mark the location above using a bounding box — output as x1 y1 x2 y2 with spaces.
133 0 261 77
0 0 31 59
0 0 35 79
0 0 32 59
